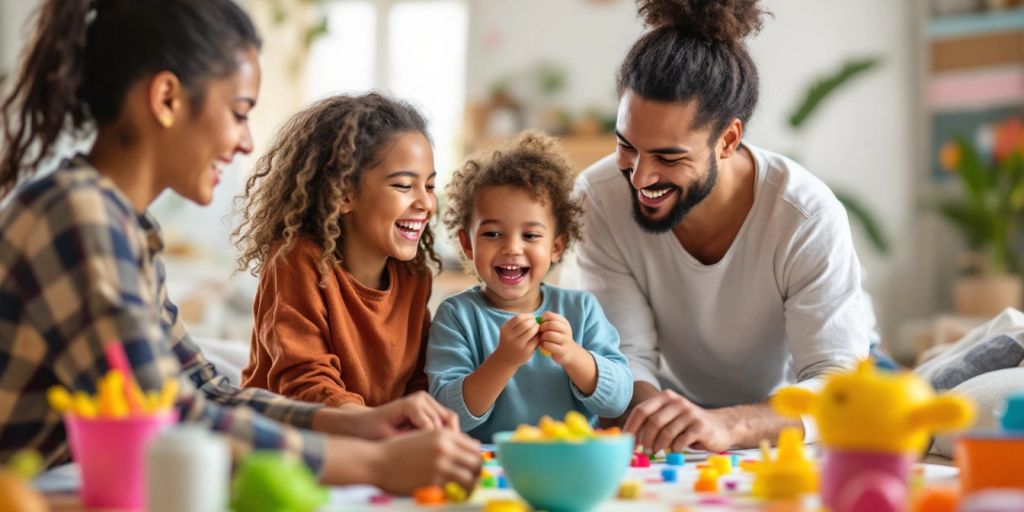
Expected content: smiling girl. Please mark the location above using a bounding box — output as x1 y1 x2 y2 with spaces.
234 93 447 411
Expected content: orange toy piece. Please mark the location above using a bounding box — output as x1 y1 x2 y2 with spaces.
911 486 959 512
693 468 719 492
413 485 445 505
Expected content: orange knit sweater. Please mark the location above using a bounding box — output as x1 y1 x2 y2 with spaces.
242 238 432 406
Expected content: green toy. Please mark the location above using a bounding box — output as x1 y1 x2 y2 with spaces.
231 452 327 512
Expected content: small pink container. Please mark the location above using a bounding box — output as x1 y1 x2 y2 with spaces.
65 412 177 510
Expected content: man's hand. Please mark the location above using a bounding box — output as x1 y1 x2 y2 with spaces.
623 389 734 453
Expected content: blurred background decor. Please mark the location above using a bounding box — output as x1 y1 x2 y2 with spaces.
936 119 1024 316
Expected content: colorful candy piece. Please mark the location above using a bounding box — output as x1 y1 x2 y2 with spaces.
564 410 595 438
911 486 959 512
443 481 468 503
694 468 720 492
666 452 685 466
413 486 445 505
631 452 651 468
535 315 552 357
661 468 677 483
538 415 571 440
709 454 732 475
618 480 641 499
483 499 529 512
480 474 497 489
368 493 392 505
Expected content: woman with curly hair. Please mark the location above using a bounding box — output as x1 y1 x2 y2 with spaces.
425 131 632 442
234 93 448 413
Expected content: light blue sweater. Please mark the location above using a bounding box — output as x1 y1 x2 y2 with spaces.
426 284 632 442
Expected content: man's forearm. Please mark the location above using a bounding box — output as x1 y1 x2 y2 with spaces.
712 402 803 449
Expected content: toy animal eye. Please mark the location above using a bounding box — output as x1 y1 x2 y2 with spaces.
833 391 848 405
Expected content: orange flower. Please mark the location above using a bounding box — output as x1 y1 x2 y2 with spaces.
939 141 961 172
993 117 1024 164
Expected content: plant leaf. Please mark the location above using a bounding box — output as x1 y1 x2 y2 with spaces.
834 190 889 254
789 58 881 130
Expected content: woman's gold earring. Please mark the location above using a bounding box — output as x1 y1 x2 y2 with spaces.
159 115 173 128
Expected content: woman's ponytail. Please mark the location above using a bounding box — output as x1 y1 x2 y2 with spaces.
0 0 93 197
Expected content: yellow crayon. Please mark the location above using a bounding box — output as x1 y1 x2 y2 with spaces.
72 392 98 418
46 386 73 414
158 378 179 411
98 371 129 418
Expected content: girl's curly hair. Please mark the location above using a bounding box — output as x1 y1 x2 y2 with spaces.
443 130 584 267
233 92 441 283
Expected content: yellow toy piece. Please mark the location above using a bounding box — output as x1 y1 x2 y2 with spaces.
510 424 544 442
538 415 572 440
483 499 529 512
0 451 47 512
708 454 732 475
618 479 641 499
98 370 129 418
693 468 720 492
752 428 818 500
443 481 469 503
564 410 595 439
771 360 975 454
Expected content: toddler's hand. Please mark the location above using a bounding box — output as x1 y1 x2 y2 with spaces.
493 313 540 368
538 312 584 367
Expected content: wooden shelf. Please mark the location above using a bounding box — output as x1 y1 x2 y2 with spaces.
926 7 1024 40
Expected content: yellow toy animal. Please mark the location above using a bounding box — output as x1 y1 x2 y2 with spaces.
772 360 974 512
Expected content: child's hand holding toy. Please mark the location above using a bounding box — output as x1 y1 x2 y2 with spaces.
537 312 586 367
494 313 541 368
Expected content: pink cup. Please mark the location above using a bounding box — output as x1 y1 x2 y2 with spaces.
65 412 177 510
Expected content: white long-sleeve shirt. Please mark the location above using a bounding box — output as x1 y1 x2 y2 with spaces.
574 143 875 409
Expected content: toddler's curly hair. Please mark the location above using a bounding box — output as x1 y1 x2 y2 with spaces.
443 130 583 266
233 93 441 282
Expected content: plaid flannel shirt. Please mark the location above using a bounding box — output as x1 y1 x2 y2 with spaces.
0 157 326 472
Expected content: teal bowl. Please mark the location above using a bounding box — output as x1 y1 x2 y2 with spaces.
493 431 634 511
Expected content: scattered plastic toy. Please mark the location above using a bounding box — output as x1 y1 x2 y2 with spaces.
413 486 445 505
483 498 530 512
631 452 651 468
618 479 641 499
708 454 732 476
230 452 327 512
910 486 959 512
772 360 974 512
0 451 47 512
536 315 551 357
661 468 678 483
751 427 817 500
666 452 685 466
694 468 720 492
444 481 468 503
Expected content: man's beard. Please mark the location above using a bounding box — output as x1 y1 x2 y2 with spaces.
626 156 718 234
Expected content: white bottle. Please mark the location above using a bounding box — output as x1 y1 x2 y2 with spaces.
146 426 230 512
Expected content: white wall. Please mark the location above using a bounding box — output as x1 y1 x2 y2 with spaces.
0 1 39 86
467 0 923 351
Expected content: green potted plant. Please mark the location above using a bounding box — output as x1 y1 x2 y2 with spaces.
936 118 1024 316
